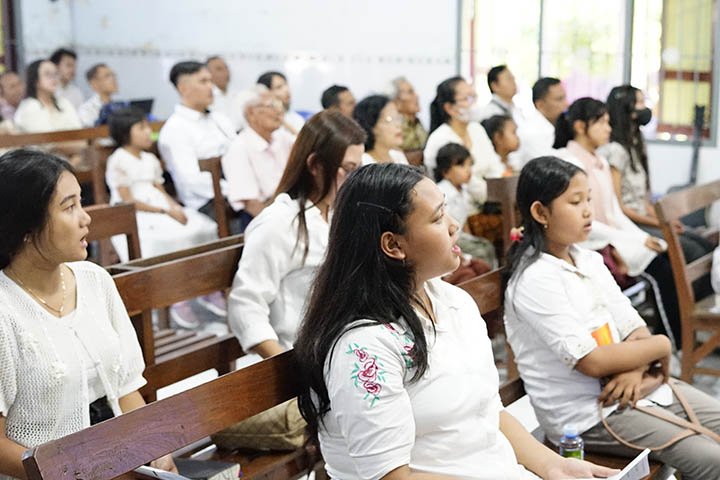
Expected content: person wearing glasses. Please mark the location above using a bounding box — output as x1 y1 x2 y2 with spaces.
385 76 428 151
424 76 503 208
221 84 296 222
228 110 366 359
352 95 409 166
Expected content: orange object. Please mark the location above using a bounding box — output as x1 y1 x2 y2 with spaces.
591 323 614 347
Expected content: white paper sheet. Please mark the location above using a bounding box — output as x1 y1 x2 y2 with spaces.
574 448 650 480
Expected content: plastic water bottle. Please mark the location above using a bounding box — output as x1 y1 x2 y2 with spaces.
558 424 584 459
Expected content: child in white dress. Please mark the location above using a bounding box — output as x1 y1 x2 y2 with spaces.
106 108 217 262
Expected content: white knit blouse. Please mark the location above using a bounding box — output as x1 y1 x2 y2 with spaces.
0 261 146 471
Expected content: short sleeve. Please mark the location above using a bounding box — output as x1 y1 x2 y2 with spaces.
325 324 415 480
510 272 598 368
106 152 132 188
0 315 19 416
99 267 146 397
587 251 646 340
600 142 631 173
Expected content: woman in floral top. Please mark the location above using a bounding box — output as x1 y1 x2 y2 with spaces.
294 163 618 480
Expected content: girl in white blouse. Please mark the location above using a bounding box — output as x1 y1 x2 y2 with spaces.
294 163 617 480
554 97 682 347
106 108 217 262
0 150 175 479
504 156 720 480
424 76 504 209
353 95 409 166
228 110 366 359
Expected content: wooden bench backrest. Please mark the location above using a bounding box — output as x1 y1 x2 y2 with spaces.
486 175 520 259
113 240 243 368
198 156 230 238
85 203 142 263
22 350 298 480
0 121 164 148
654 180 720 310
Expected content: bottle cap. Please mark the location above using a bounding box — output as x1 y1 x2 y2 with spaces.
562 424 579 437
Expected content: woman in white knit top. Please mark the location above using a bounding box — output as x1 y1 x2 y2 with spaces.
0 150 176 479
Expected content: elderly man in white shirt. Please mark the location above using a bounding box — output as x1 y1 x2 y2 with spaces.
222 84 295 219
78 64 118 127
257 71 305 136
516 77 569 167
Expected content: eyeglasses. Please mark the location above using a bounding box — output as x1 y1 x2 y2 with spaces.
381 115 402 126
454 95 476 104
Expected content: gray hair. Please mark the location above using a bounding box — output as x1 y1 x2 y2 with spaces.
237 83 270 120
383 76 409 100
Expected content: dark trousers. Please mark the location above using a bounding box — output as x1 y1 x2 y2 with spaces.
198 199 253 235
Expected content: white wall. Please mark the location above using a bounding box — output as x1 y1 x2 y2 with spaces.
647 138 720 195
18 0 459 123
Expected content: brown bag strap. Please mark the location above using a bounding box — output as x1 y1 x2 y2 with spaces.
600 379 720 451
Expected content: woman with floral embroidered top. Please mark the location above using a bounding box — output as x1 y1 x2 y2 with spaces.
294 163 618 480
0 150 176 479
504 156 720 479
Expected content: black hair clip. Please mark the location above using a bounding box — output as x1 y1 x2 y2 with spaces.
356 201 395 215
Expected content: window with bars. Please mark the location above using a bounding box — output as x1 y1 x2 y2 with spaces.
460 0 717 143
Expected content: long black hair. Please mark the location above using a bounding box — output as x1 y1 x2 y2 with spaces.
0 149 74 269
295 163 431 432
25 60 61 110
553 97 607 149
503 156 584 288
606 85 649 175
273 110 366 264
429 76 464 134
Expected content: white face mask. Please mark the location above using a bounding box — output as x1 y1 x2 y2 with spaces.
455 106 472 123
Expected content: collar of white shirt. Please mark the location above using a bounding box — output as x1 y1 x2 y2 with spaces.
243 126 278 153
490 94 514 114
535 244 594 278
174 103 212 121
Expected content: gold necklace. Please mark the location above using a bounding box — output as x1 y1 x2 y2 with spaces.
8 266 66 316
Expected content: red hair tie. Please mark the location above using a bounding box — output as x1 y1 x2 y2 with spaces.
510 226 524 243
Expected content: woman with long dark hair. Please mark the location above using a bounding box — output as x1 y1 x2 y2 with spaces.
227 110 366 359
295 163 617 479
0 150 175 479
554 97 682 347
600 85 711 262
505 156 720 479
423 76 503 208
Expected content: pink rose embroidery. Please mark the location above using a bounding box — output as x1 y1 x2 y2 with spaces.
357 359 379 383
363 382 382 396
354 348 369 362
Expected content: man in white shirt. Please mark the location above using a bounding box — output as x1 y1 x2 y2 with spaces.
515 77 569 167
50 48 84 109
257 71 305 135
158 61 241 229
0 71 24 122
78 64 118 127
474 65 519 122
207 56 243 131
222 84 295 218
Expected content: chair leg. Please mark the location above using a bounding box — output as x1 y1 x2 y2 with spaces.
681 325 695 383
505 341 519 380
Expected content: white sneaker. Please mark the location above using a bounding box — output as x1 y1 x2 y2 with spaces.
197 291 228 317
170 301 201 329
